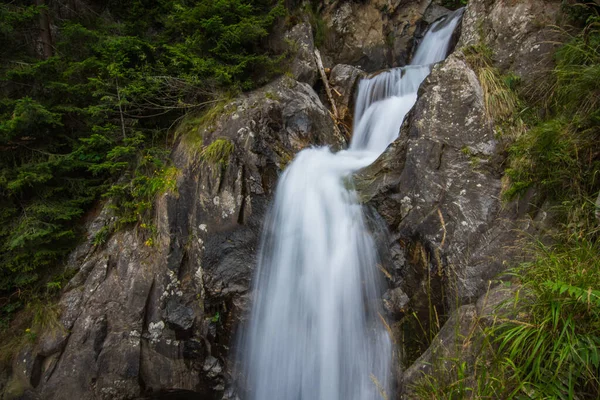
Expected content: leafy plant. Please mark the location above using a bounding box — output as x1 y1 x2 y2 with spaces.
493 239 600 399
411 239 600 399
211 311 220 323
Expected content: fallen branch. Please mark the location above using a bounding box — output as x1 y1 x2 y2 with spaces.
314 49 339 119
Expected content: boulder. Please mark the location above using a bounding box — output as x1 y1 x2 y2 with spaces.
357 53 517 306
423 4 452 25
354 0 568 395
401 283 521 396
402 304 479 395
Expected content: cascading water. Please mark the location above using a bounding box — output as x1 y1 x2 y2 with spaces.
351 9 464 153
238 9 464 400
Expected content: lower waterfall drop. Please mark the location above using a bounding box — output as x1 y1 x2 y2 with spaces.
238 9 464 400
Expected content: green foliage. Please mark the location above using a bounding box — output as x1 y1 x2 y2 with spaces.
561 0 600 25
303 2 328 48
412 240 600 399
104 146 180 228
0 295 65 367
211 311 221 323
411 357 503 399
92 225 112 247
0 0 286 320
464 44 521 127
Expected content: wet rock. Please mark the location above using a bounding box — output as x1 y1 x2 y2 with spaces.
401 283 521 395
202 356 222 379
357 52 529 308
164 300 194 331
383 287 410 318
475 283 521 326
423 4 451 25
353 1 569 395
401 304 479 395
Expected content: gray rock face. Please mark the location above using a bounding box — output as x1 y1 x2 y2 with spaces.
401 284 520 396
285 22 319 86
459 0 563 97
353 0 566 394
402 304 479 394
4 76 344 400
423 4 452 25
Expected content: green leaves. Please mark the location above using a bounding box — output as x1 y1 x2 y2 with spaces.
104 147 179 229
544 281 600 309
0 97 62 143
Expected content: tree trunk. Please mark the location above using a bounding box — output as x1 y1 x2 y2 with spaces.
36 0 53 59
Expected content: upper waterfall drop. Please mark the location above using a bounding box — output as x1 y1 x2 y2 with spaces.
351 8 464 154
237 9 464 400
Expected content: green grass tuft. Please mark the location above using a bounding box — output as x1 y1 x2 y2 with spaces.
464 44 521 127
495 239 600 399
199 138 235 167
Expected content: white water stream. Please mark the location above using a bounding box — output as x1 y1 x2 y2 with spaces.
238 9 463 400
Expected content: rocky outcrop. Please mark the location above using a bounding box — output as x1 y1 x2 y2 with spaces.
328 64 366 135
357 52 522 307
459 0 563 96
320 0 452 70
3 76 344 400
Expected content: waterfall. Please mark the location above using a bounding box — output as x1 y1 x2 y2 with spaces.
351 8 464 153
238 9 464 400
